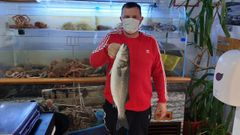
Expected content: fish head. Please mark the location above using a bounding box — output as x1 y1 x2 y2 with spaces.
116 44 129 69
119 44 129 58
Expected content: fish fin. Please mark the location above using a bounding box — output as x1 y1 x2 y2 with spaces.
116 118 129 130
117 67 122 76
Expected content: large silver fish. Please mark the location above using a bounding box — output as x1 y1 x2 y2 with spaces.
110 44 130 130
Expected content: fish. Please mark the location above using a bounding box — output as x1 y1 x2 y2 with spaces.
110 44 130 130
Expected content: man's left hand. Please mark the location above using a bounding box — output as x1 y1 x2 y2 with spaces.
153 103 167 120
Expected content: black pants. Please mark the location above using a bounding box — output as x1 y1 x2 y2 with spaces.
103 100 151 135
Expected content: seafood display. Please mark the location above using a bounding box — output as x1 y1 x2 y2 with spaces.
62 22 112 31
60 106 97 131
42 87 85 106
0 84 187 131
62 22 95 31
2 58 105 78
4 65 48 78
0 2 188 133
96 25 112 31
9 15 47 29
0 85 104 131
41 85 104 106
34 21 47 28
0 85 100 131
140 22 177 32
41 86 98 131
11 15 33 28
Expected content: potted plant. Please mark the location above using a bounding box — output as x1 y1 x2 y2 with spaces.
184 73 234 135
168 0 234 134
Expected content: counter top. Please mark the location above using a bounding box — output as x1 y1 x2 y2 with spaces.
0 76 191 85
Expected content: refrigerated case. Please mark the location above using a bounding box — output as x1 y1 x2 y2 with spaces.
0 0 187 78
0 1 189 134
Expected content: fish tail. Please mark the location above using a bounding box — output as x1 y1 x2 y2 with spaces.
116 118 129 130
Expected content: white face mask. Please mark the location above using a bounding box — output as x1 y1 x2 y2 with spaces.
122 18 140 34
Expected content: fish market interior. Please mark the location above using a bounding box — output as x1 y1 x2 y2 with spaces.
0 0 240 135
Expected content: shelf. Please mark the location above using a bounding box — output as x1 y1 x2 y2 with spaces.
166 77 191 83
6 29 109 37
7 29 183 39
0 76 191 85
0 29 186 51
0 77 105 85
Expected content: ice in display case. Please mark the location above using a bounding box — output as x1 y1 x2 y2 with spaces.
0 0 187 79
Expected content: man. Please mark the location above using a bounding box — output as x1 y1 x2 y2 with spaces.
90 2 167 135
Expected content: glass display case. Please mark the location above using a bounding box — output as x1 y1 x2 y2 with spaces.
0 1 189 133
0 0 187 79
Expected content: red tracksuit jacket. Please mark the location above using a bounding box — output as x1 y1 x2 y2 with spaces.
90 30 167 111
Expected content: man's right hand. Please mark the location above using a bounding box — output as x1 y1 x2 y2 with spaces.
108 43 121 58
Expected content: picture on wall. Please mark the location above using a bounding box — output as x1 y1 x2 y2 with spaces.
227 2 240 26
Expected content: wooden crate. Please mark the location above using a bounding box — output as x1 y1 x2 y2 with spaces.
148 122 181 135
153 111 173 121
218 36 240 52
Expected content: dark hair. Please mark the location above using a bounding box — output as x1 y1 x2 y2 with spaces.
121 2 141 15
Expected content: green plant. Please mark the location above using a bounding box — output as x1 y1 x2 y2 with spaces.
170 0 230 56
187 73 234 135
168 1 234 134
186 73 212 122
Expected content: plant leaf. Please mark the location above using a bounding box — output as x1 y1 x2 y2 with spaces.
169 0 175 8
207 35 213 56
219 0 230 37
199 5 205 47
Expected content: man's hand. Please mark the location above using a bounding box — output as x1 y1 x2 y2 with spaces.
108 43 121 58
154 103 167 120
